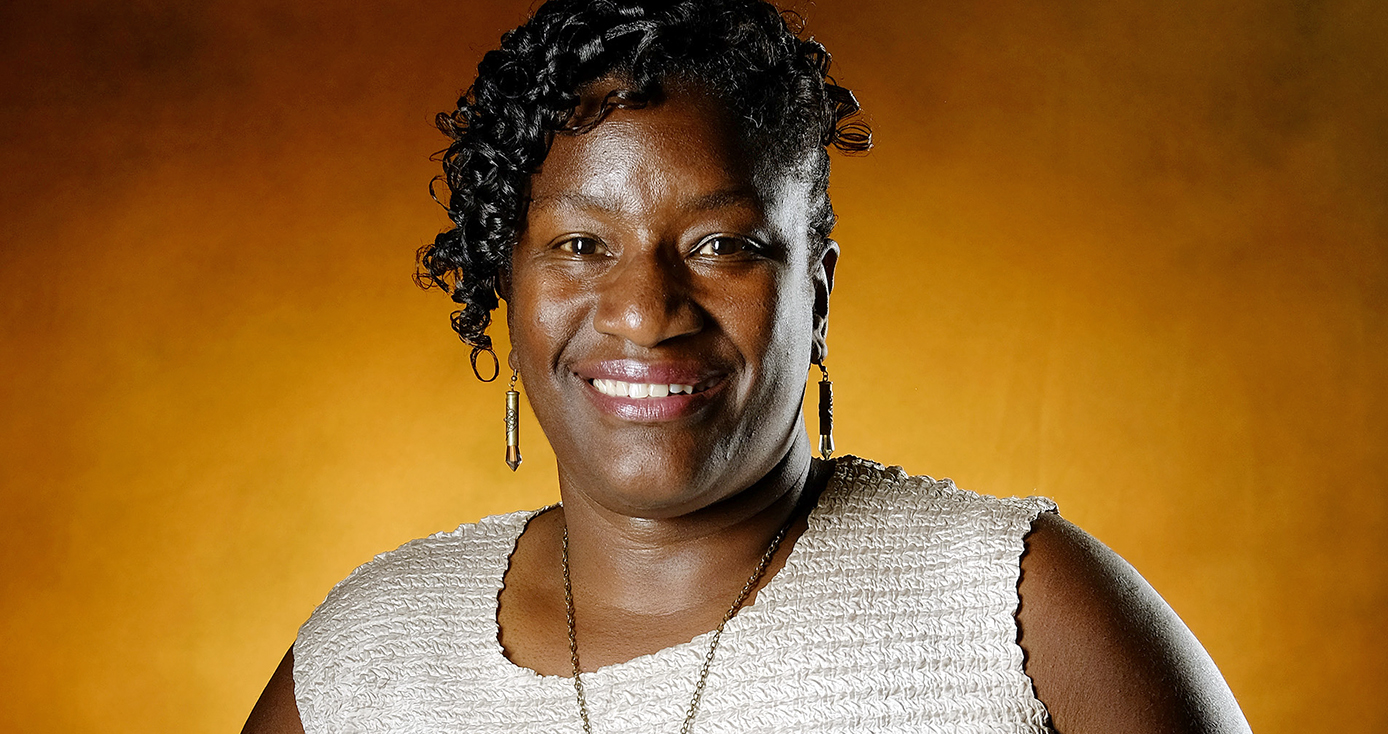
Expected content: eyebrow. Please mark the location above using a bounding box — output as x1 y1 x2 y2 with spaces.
527 187 763 213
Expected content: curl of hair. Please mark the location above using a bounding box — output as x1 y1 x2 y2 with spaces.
416 0 872 361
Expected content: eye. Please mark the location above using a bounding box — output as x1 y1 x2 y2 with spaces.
557 236 608 256
692 235 756 257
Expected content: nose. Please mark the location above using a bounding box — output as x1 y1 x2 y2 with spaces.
592 246 703 348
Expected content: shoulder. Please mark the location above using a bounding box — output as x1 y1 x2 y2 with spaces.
811 457 1059 729
822 456 1059 617
296 510 528 638
291 509 536 728
827 455 1056 536
1018 513 1252 734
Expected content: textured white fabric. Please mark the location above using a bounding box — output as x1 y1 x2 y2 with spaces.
294 456 1057 733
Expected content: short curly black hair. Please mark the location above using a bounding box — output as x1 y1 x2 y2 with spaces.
416 0 871 374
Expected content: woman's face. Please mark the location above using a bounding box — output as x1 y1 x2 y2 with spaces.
507 83 836 518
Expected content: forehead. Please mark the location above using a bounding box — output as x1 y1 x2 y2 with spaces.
527 85 808 217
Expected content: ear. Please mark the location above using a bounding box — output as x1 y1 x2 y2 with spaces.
496 267 513 303
810 240 839 365
497 266 517 348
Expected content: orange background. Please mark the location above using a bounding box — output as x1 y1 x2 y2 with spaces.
1 0 1384 731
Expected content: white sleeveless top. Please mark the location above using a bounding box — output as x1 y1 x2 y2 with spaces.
294 456 1057 733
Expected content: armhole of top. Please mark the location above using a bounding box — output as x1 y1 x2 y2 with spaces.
1014 502 1060 731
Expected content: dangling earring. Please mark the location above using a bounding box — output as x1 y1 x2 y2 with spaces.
816 361 834 460
504 367 522 471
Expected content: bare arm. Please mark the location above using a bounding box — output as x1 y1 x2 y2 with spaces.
1018 512 1251 734
241 646 306 734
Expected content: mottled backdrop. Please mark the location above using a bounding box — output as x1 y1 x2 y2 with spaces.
1 0 1383 731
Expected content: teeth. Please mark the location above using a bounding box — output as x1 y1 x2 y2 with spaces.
591 379 699 399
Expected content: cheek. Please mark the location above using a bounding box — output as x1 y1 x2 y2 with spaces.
508 262 590 369
723 272 816 374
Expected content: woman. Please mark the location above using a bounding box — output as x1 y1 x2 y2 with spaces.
245 0 1251 732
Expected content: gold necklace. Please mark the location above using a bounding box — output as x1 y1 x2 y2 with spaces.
561 517 793 734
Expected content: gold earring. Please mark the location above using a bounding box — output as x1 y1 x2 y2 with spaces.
816 361 834 459
505 367 522 471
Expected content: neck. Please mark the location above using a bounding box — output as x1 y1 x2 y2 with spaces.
558 433 823 617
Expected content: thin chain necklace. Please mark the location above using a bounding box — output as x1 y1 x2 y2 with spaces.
561 514 794 734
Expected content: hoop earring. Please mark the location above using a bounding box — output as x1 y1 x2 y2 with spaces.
504 367 522 471
815 361 834 460
471 346 500 382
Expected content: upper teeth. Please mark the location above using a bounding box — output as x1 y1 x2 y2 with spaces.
591 379 697 398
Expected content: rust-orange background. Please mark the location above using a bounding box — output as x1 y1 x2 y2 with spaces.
2 1 1384 731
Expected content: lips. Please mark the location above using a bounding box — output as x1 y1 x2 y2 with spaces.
572 359 726 422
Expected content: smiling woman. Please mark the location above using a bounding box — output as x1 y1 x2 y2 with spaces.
241 1 1251 733
510 82 826 517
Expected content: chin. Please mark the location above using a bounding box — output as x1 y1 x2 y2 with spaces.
580 451 725 519
562 422 801 520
